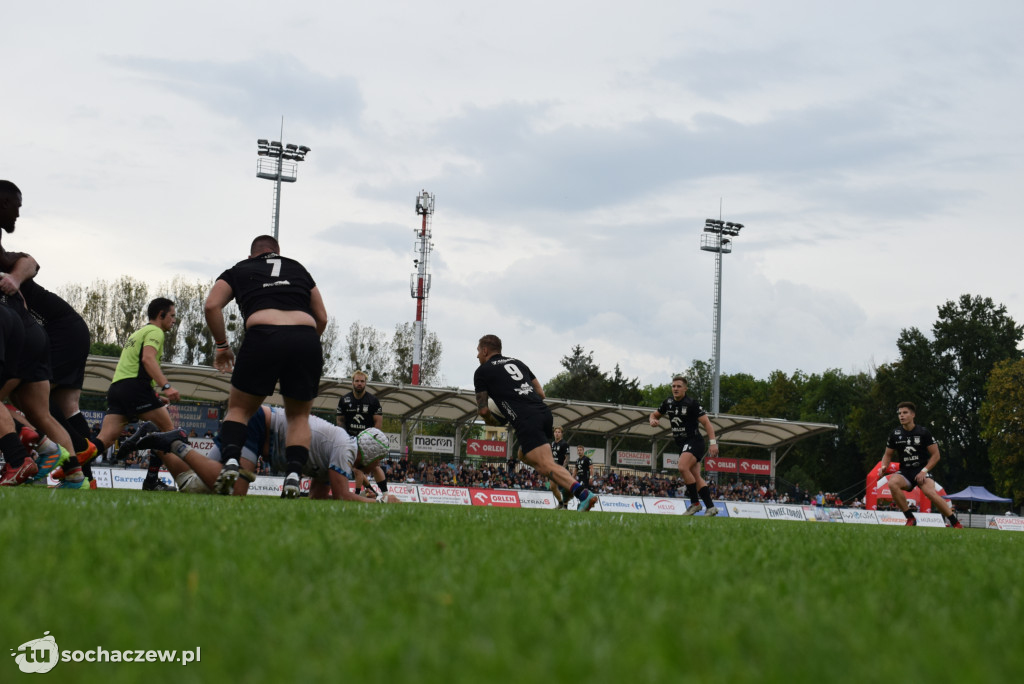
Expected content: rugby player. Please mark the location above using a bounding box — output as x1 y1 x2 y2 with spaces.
649 376 719 516
474 334 598 511
204 235 327 498
877 401 962 528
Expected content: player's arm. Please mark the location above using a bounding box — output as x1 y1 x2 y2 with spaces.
531 378 546 400
649 410 663 428
204 279 234 342
0 253 40 294
698 414 719 456
916 443 941 484
328 468 381 503
309 286 328 336
373 411 383 430
309 479 331 499
878 448 895 480
141 343 179 403
475 393 499 423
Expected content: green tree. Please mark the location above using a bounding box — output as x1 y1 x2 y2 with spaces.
544 346 608 401
110 275 150 347
343 321 390 380
931 295 1023 486
980 359 1024 503
388 322 443 385
605 363 643 405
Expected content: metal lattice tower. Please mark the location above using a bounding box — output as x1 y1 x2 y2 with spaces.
410 190 435 385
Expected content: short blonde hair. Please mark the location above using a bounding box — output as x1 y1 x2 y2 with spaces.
353 370 369 381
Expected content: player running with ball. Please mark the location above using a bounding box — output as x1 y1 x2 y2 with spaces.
474 334 598 512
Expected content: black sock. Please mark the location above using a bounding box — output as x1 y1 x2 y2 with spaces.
903 510 915 520
81 460 93 480
145 453 164 480
89 436 106 455
698 485 714 508
376 479 388 493
49 399 88 453
685 482 698 505
0 432 29 467
285 445 308 476
67 412 92 444
218 420 247 463
948 514 959 526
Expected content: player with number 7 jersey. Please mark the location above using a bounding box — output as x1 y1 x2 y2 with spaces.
204 234 328 498
473 334 599 511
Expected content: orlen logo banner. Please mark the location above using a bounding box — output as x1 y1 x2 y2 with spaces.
737 459 771 475
704 457 737 473
469 488 521 508
466 439 507 460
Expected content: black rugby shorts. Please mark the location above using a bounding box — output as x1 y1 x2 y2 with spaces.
231 325 322 401
511 405 555 454
107 378 164 420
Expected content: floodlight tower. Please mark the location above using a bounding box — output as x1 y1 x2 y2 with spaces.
410 190 435 385
700 217 744 414
256 127 311 241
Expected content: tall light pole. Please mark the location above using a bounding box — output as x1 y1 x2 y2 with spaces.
256 130 311 241
700 217 744 414
410 190 435 385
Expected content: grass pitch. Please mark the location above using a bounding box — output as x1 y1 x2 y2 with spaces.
3 487 1021 683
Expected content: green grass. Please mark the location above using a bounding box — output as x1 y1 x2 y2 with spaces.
3 487 1021 683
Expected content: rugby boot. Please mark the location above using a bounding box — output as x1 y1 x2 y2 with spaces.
0 459 39 486
117 421 160 460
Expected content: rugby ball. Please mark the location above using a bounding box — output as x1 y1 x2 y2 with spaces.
487 397 509 425
356 428 390 463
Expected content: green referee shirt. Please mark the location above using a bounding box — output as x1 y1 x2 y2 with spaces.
111 323 165 386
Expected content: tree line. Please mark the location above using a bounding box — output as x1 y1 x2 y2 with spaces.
543 295 1022 505
60 277 444 384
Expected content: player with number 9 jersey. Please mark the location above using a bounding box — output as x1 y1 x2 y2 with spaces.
474 334 599 511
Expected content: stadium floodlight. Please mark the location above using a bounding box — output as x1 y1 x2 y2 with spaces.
255 127 311 241
700 216 746 414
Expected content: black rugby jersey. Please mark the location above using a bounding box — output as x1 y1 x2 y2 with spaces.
473 355 544 422
217 252 316 325
576 454 593 479
886 425 935 470
552 439 569 466
657 395 707 438
336 391 383 432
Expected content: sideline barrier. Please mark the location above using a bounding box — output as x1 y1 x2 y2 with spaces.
84 468 1018 529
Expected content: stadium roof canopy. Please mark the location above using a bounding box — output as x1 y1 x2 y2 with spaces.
83 357 837 453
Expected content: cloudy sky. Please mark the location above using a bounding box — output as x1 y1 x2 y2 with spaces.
4 1 1023 392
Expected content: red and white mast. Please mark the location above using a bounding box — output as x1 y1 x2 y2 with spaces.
410 190 435 385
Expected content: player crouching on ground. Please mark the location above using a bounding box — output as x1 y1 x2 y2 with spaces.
126 407 398 502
